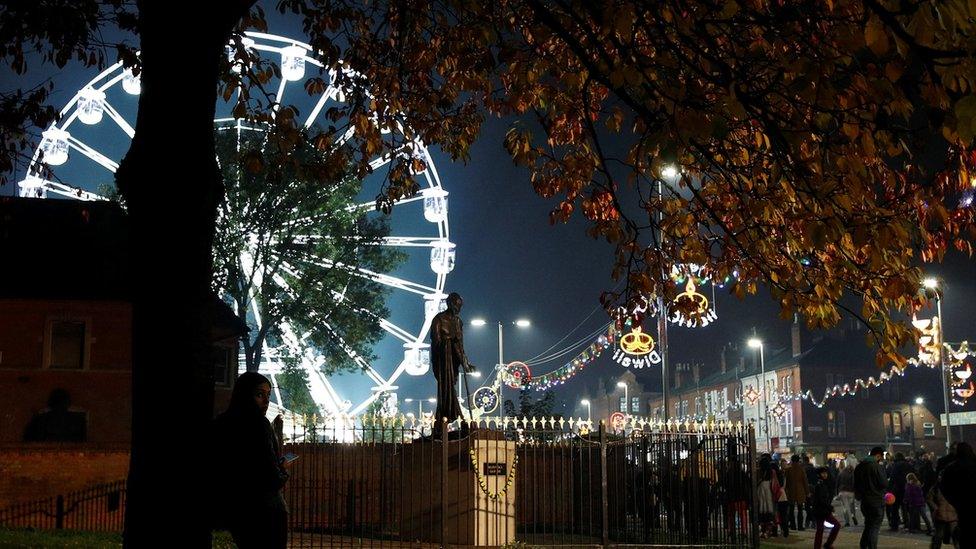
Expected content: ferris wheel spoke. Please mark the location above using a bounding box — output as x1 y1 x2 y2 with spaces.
66 136 119 172
25 178 105 201
294 257 438 296
101 99 135 138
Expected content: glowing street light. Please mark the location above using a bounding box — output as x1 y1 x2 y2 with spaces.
471 317 532 419
916 397 925 405
747 337 770 451
581 399 591 422
921 277 951 450
617 381 629 416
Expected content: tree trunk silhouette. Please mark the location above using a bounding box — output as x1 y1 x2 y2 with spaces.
119 2 253 546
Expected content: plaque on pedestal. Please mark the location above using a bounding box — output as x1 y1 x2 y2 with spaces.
401 433 517 546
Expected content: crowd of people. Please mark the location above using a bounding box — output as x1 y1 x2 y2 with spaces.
754 442 976 549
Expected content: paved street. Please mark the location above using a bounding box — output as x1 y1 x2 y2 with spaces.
762 525 938 548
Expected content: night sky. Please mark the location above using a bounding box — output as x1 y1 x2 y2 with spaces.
4 8 976 420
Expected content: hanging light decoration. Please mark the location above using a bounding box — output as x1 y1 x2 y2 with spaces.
430 241 456 274
422 187 449 223
743 385 760 405
280 44 307 81
502 361 532 389
669 279 717 327
473 387 499 414
76 88 106 125
40 128 70 166
912 314 942 365
122 69 141 95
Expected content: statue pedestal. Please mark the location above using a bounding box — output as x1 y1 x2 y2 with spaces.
401 434 516 546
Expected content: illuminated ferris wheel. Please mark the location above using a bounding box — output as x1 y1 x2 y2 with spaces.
20 31 456 419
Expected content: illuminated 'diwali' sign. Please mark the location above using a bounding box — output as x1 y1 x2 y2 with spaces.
614 325 662 369
620 326 654 355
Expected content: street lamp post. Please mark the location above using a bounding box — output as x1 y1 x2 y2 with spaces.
748 338 769 452
912 397 924 451
471 317 531 420
924 277 952 450
617 381 629 417
581 399 591 422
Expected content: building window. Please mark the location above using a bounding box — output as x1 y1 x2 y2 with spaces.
620 396 627 413
695 397 703 416
923 422 935 437
782 374 792 394
838 411 846 437
779 407 794 438
721 388 728 413
884 411 903 438
214 346 233 386
47 319 87 370
631 397 640 414
827 411 837 438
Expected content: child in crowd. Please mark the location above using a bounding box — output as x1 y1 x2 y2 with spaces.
812 466 841 549
904 473 932 534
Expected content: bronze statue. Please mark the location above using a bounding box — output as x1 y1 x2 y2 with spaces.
430 292 472 436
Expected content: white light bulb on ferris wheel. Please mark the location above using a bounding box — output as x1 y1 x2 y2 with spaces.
424 293 448 318
40 128 70 166
280 45 306 81
227 37 255 74
18 175 46 198
423 187 448 223
76 88 105 125
430 241 456 274
122 70 141 95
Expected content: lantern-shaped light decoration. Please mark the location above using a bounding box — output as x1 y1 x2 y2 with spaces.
18 175 46 198
122 69 141 95
430 241 456 275
424 293 448 318
402 342 430 376
423 188 449 223
280 45 307 82
40 128 70 166
76 88 106 125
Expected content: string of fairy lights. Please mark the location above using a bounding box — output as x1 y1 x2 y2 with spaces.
476 263 972 424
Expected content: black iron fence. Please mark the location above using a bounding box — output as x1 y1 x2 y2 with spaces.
0 479 126 531
281 415 758 548
0 417 757 548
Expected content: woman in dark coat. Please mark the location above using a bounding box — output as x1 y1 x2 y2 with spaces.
211 372 289 548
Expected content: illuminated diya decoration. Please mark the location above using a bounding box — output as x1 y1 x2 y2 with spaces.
955 382 975 399
954 363 972 381
609 411 626 430
744 385 760 405
472 386 499 413
620 326 655 356
668 279 718 328
912 315 942 365
502 361 532 389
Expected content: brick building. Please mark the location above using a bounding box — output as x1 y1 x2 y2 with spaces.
0 198 244 506
645 318 947 462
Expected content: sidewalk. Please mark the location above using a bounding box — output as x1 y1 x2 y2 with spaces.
761 525 934 548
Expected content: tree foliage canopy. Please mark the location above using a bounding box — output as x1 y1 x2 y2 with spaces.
213 123 402 379
276 0 976 364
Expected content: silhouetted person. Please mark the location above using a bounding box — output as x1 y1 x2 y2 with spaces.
941 441 976 547
211 372 288 549
23 388 86 442
429 292 472 438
